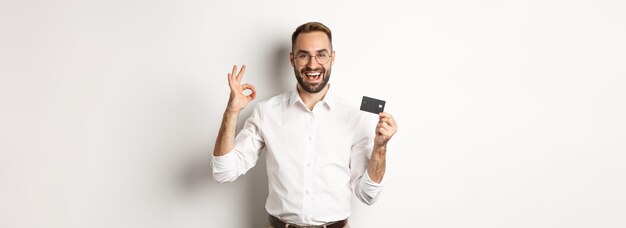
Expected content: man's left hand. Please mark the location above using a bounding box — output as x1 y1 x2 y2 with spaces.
374 112 397 148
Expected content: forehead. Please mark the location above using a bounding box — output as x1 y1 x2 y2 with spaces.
293 31 331 52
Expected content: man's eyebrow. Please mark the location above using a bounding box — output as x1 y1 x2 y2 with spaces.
295 49 330 54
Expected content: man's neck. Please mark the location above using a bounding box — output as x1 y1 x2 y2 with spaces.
297 84 329 111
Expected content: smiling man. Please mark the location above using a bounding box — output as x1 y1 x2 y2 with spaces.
212 22 398 227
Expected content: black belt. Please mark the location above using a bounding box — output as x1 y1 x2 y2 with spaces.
269 215 347 228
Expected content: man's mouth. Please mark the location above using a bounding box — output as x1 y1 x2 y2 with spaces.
304 72 322 82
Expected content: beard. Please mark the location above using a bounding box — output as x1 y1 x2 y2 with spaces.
294 66 331 93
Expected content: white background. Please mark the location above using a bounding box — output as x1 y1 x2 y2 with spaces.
1 0 625 227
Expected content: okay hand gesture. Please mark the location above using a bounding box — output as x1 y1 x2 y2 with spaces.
226 65 257 113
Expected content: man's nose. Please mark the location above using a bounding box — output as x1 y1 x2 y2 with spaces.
306 56 320 68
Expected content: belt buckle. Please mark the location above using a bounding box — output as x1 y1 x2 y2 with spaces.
285 225 327 228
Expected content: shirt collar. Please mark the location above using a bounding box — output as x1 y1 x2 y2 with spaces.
288 84 336 110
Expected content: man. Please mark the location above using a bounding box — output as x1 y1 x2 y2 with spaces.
212 22 398 227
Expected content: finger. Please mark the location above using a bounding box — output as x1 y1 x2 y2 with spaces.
228 73 239 91
380 126 394 138
378 113 389 122
242 83 257 101
379 115 396 128
242 83 255 93
379 122 394 132
377 127 391 137
379 113 394 124
231 65 238 81
241 82 255 95
248 86 257 101
381 117 395 128
236 64 246 81
247 86 256 101
376 122 384 130
378 117 392 128
379 116 389 122
381 124 395 135
379 112 392 119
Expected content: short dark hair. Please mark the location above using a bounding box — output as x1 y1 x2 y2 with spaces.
291 22 332 50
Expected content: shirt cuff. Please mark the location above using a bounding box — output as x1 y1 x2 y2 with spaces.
211 151 237 173
361 171 384 199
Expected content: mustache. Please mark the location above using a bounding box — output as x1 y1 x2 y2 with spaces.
301 67 325 73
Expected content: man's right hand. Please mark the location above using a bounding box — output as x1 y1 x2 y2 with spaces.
226 65 256 113
214 65 255 157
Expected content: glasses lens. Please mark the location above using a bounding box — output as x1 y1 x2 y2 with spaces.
316 54 330 65
296 54 309 65
295 53 331 65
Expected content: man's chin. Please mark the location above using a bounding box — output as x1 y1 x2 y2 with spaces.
300 85 318 93
298 83 322 93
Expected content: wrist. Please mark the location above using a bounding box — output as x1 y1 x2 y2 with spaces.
374 142 387 150
372 145 387 157
224 108 240 116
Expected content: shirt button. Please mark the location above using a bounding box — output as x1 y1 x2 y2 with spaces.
308 136 312 140
306 163 311 167
305 190 310 194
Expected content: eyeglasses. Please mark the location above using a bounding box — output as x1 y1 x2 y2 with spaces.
293 52 332 66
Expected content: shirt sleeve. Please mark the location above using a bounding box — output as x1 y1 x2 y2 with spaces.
350 112 384 205
212 106 265 183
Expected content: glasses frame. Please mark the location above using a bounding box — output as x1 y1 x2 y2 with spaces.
292 50 334 66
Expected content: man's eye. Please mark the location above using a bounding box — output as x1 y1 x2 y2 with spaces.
297 54 308 59
317 54 328 58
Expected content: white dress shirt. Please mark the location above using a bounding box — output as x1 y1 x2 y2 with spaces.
212 85 384 226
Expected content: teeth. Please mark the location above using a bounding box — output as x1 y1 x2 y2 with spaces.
306 72 321 76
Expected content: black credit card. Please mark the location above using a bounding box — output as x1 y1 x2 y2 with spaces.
360 96 385 114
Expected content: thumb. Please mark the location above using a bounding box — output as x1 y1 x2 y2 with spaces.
242 83 257 100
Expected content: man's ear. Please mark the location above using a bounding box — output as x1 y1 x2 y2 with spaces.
289 52 294 67
331 51 336 66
